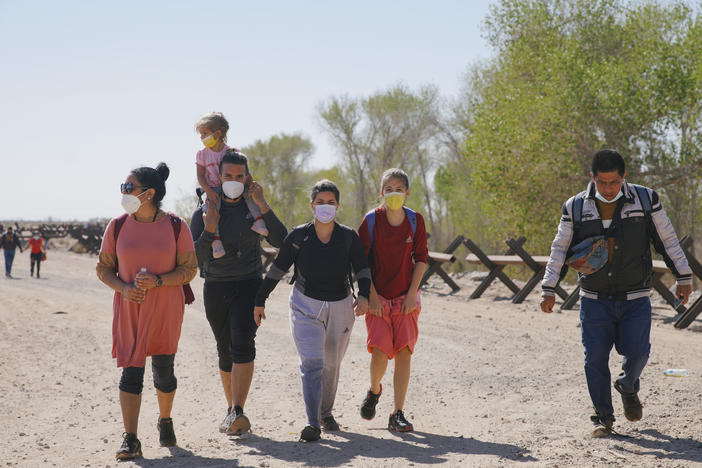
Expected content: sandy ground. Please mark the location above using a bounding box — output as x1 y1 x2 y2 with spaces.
1 249 702 468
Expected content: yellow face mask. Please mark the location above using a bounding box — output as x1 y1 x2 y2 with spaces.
201 133 218 149
384 192 405 211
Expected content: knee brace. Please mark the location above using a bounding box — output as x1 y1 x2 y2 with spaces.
152 354 177 393
119 366 145 394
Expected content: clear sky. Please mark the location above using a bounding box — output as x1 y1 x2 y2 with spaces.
0 0 494 220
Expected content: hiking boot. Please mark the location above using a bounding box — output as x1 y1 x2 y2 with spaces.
361 384 382 420
321 415 340 432
299 425 321 442
218 407 232 433
157 417 177 447
115 432 142 460
614 380 643 422
388 410 414 432
590 413 615 438
223 412 251 435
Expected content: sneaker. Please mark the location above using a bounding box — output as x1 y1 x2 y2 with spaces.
223 412 251 435
299 425 321 442
388 409 413 432
590 413 615 438
321 415 340 432
218 407 232 433
157 417 177 447
614 380 643 422
360 384 382 420
251 218 269 237
115 432 142 460
212 238 226 259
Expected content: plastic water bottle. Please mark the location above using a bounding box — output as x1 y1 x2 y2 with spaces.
135 267 147 286
135 267 147 299
663 369 689 377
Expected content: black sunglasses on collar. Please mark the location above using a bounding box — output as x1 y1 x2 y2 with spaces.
120 183 149 194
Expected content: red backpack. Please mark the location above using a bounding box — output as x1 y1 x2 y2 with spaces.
113 213 195 305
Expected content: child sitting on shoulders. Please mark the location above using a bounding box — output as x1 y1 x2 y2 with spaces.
195 112 268 258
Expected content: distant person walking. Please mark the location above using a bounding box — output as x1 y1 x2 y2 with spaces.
190 150 287 436
357 168 428 433
27 231 46 278
541 149 692 437
96 163 197 460
1 227 23 278
254 180 371 442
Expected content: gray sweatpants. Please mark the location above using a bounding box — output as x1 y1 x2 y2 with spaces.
289 287 355 428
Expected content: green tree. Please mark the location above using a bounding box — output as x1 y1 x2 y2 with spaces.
170 187 199 224
243 132 314 228
452 0 702 253
318 84 445 240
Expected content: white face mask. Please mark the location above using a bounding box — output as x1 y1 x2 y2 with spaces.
314 204 337 224
595 189 624 204
33 235 40 240
121 192 146 214
222 180 245 199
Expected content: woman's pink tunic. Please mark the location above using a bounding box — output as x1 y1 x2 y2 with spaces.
100 215 194 368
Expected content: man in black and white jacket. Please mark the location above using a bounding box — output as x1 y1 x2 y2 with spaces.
540 149 692 437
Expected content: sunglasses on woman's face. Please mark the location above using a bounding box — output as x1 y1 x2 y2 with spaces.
120 183 149 194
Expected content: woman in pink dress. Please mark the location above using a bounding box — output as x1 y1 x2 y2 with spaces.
96 163 197 460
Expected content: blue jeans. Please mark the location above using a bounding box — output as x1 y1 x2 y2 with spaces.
580 297 651 416
4 249 15 275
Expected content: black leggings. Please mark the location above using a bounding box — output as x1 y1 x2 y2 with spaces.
30 252 42 276
119 354 177 395
203 278 261 370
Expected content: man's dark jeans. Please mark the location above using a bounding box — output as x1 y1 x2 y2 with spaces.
580 296 651 416
4 249 15 275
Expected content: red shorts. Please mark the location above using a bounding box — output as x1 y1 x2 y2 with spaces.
365 291 420 359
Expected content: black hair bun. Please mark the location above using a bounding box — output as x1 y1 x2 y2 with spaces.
155 162 170 181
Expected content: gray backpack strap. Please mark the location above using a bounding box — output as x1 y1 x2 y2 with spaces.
634 185 651 217
343 227 356 298
364 210 376 248
572 196 584 229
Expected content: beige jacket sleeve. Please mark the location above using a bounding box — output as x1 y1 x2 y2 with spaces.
173 251 198 285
